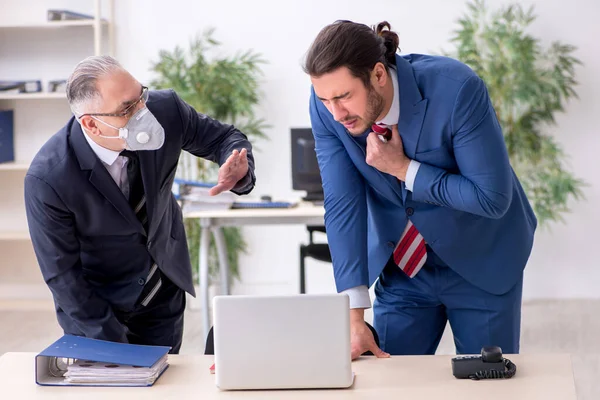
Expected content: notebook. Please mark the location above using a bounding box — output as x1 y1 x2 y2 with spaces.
35 334 170 386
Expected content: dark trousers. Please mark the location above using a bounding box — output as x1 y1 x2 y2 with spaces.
116 271 186 354
373 246 523 355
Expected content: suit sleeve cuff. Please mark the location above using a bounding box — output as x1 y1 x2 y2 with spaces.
341 285 371 309
231 170 255 195
405 160 421 192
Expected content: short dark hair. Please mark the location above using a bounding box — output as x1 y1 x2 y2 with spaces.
303 20 400 87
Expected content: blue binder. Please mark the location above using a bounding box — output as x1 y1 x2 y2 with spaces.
0 110 14 164
35 334 171 386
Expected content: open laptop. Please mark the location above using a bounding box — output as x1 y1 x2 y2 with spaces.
212 293 354 390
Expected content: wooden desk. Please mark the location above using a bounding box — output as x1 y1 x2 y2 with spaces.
0 352 577 399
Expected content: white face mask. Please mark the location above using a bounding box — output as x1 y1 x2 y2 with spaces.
91 107 165 151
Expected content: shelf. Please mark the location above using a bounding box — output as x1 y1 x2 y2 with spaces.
0 92 66 100
0 231 30 240
0 162 29 171
0 20 109 29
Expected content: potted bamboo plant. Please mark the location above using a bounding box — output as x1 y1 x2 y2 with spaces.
446 0 585 225
149 28 269 287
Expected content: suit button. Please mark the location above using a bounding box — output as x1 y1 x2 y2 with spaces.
138 278 145 286
386 241 395 248
406 207 414 216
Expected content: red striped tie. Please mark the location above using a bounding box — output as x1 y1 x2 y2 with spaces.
371 124 427 277
392 220 427 278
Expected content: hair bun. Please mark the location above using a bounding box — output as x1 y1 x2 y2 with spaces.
375 21 391 36
373 21 400 60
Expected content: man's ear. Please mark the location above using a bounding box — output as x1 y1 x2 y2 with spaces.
371 62 388 88
79 116 98 135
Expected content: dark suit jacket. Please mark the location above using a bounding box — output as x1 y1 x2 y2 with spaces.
24 89 256 342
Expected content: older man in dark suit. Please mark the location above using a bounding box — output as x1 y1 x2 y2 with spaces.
24 55 256 354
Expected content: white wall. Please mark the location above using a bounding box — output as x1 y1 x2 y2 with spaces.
2 0 599 300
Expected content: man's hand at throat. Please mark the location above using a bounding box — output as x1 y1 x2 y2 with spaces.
365 124 411 181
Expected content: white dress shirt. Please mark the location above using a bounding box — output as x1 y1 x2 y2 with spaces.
342 67 421 309
83 132 131 199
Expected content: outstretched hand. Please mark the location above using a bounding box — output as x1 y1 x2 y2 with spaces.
208 148 249 196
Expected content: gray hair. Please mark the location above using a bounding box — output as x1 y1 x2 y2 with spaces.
66 55 125 117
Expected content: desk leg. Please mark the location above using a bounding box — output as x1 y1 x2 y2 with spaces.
213 227 230 296
199 222 211 342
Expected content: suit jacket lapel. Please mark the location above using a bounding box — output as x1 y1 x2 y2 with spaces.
395 54 428 159
394 55 428 201
69 121 145 235
341 132 404 206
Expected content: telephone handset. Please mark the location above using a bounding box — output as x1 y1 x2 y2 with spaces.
451 346 517 380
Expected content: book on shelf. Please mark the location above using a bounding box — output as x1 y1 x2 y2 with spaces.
0 110 14 164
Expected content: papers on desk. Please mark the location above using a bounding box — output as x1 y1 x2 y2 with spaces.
63 354 169 386
172 178 301 212
173 178 236 212
231 200 297 209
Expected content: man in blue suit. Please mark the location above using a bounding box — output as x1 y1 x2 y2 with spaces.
303 20 536 359
24 55 255 353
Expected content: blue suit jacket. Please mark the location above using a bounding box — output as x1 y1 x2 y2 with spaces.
24 89 255 342
309 54 537 296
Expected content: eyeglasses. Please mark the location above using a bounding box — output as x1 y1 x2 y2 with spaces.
80 86 149 118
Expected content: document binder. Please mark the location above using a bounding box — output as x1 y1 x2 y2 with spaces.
35 334 170 386
0 110 14 164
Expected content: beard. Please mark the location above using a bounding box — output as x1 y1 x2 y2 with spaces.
344 85 385 136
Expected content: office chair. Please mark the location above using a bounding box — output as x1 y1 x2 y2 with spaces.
299 225 332 294
204 323 380 355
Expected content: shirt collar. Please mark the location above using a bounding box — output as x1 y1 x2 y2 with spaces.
376 66 400 127
82 128 122 166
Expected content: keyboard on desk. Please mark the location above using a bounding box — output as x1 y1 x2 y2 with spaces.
231 201 296 209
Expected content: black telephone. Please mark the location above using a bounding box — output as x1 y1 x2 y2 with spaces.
451 346 517 380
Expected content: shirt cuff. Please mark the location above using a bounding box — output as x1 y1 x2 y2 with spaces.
405 160 421 192
341 285 371 309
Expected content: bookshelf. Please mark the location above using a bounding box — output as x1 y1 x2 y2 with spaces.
0 92 66 100
0 20 109 29
0 0 115 300
0 162 29 171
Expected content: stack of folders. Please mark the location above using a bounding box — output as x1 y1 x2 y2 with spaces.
35 335 171 387
172 178 236 212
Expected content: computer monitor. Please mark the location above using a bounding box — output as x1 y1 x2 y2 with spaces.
291 128 324 202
